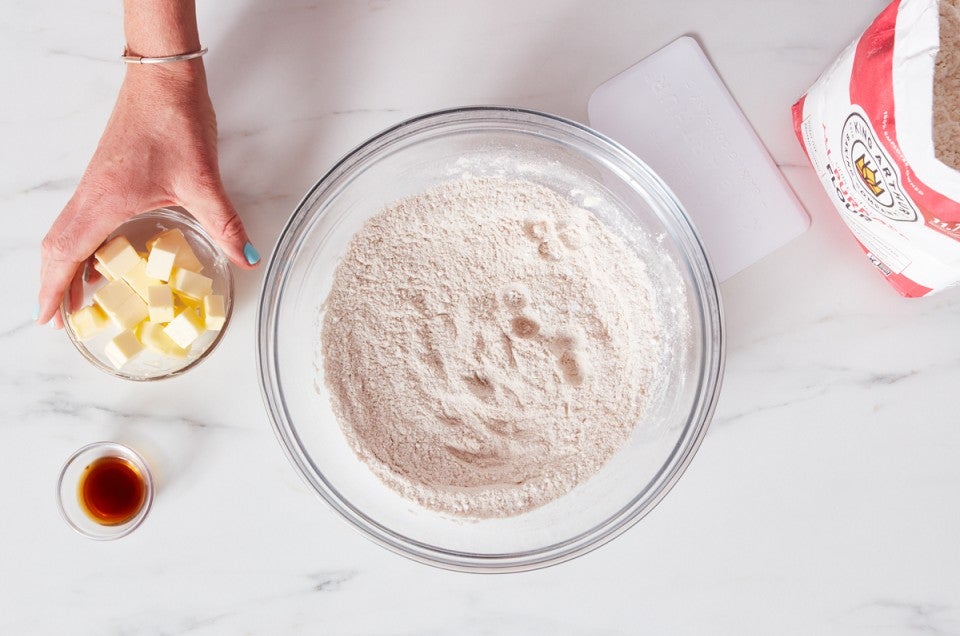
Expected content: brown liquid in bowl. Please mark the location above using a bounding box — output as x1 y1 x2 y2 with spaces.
78 456 146 525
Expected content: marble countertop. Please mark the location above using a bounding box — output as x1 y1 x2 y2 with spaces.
4 1 959 633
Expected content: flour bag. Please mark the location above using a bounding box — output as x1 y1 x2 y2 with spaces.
793 0 960 296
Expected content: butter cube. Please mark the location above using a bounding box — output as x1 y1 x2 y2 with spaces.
170 267 213 300
67 304 109 341
93 279 136 311
137 321 188 358
174 292 201 311
202 294 226 331
163 308 206 348
149 229 204 273
91 260 115 282
95 236 141 279
113 296 149 330
147 285 175 323
121 258 161 301
104 330 143 368
145 234 178 282
93 279 148 330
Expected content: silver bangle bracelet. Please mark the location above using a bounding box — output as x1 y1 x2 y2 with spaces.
121 46 208 65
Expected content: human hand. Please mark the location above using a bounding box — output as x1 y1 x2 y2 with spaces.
37 61 259 328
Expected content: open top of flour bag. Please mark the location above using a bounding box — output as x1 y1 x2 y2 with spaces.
793 0 960 297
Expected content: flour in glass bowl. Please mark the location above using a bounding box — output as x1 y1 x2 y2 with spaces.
320 177 663 517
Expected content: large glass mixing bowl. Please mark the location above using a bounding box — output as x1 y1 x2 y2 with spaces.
257 107 724 572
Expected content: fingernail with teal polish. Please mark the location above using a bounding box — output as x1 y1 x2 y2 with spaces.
32 303 39 322
243 242 261 265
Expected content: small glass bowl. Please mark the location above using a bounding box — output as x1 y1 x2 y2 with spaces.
61 208 234 381
56 441 154 540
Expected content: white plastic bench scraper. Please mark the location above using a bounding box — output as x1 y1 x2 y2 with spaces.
588 36 809 282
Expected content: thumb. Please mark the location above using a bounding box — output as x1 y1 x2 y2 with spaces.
186 188 260 269
38 191 131 327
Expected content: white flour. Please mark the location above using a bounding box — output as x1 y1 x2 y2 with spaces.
321 177 662 517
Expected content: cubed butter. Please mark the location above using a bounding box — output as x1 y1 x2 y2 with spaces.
95 235 141 279
145 234 179 282
93 279 136 311
113 296 149 330
137 321 188 358
170 267 213 300
163 308 206 348
147 285 175 323
174 292 201 311
104 329 143 368
121 258 161 301
91 260 115 282
148 229 204 273
67 304 109 341
93 279 148 330
202 294 226 331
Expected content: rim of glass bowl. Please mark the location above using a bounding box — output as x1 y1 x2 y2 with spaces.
60 207 235 382
256 106 725 573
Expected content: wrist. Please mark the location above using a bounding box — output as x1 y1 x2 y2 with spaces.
123 58 209 102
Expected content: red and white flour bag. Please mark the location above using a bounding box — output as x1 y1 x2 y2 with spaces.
793 0 960 297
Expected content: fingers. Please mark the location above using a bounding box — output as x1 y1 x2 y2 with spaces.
68 267 84 314
186 187 260 270
57 267 85 330
37 256 81 329
38 193 128 326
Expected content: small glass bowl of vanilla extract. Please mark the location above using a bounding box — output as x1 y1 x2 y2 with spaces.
57 442 154 540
